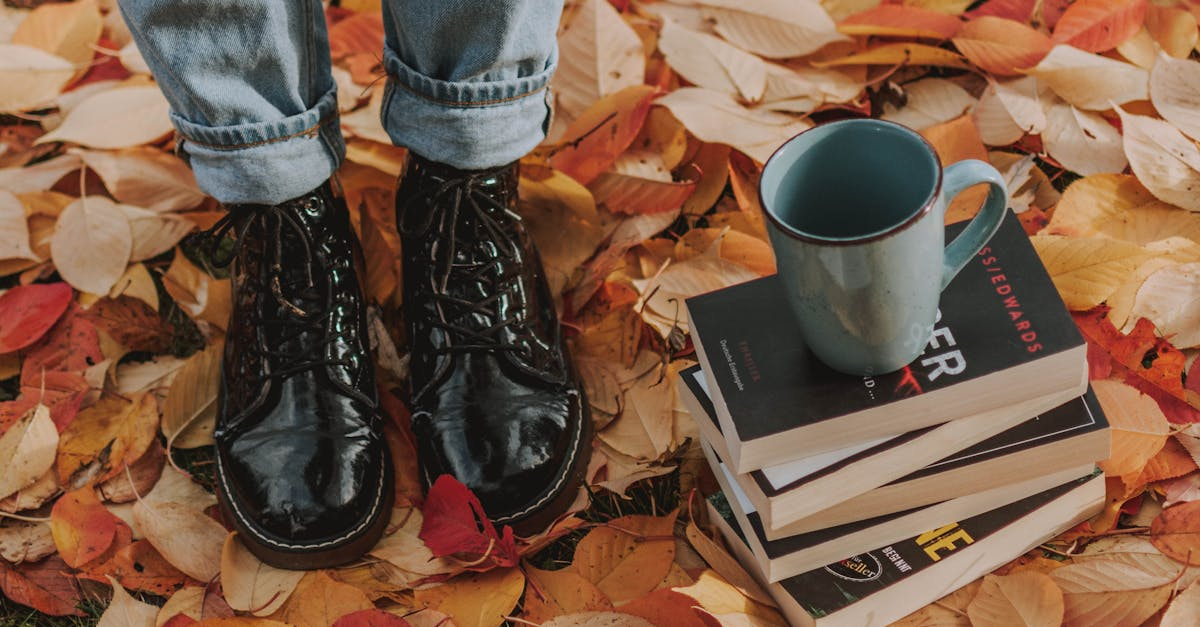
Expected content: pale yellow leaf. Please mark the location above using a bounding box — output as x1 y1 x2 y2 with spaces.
993 76 1046 135
685 520 775 606
37 86 173 149
880 77 977 131
974 82 1025 146
812 42 971 69
1117 106 1200 211
119 41 150 75
676 570 784 623
0 521 55 564
1150 54 1200 143
10 0 100 71
1042 100 1128 176
156 587 205 627
0 44 74 113
1049 552 1176 627
555 0 644 120
0 153 81 194
656 87 811 167
110 263 162 311
368 508 458 584
1030 235 1153 310
340 87 390 144
541 613 655 627
414 568 525 627
143 466 217 510
760 63 862 113
1093 378 1171 478
133 501 226 582
0 190 38 261
1128 262 1200 347
120 205 194 263
220 533 306 616
1117 28 1160 69
698 0 848 58
0 405 57 501
75 148 206 213
160 339 222 450
50 195 132 295
1028 44 1149 110
658 18 768 103
1161 578 1200 627
966 571 1064 627
98 577 158 627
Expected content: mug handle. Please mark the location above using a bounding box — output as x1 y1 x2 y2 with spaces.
939 159 1008 291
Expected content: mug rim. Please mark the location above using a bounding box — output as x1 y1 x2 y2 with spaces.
758 118 943 247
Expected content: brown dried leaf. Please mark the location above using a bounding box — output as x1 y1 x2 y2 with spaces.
50 196 133 296
541 613 654 627
684 519 774 606
1151 500 1200 565
133 501 226 582
160 338 222 450
966 571 1064 627
74 148 205 213
219 534 305 616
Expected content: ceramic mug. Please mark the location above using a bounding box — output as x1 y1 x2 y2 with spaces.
759 119 1008 376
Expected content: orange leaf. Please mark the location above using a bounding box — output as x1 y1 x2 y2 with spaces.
332 610 412 627
617 589 709 627
571 511 678 604
1151 500 1200 564
1146 4 1199 59
1124 437 1197 495
56 392 160 488
588 172 697 215
49 487 121 568
0 554 84 617
79 539 193 597
811 42 972 69
522 564 613 622
280 571 376 627
953 16 1053 75
1094 378 1170 479
81 294 174 353
550 85 657 185
840 5 963 39
1052 0 1148 52
327 12 385 61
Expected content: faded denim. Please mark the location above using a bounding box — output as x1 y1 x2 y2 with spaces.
118 0 563 205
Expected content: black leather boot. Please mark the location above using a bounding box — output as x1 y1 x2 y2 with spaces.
397 154 591 535
202 181 392 569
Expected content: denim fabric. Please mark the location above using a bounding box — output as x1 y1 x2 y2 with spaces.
118 0 563 204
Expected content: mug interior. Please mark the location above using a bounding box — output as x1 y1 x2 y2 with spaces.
761 120 941 241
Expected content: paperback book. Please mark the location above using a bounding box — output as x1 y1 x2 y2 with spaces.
686 211 1087 473
700 438 1095 582
705 471 1105 626
680 364 1109 537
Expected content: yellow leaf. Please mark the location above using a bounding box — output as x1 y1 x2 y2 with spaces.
1029 235 1153 310
219 534 306 616
541 613 655 627
414 568 525 627
122 206 194 262
1049 552 1176 626
657 19 768 103
97 577 158 627
158 338 221 450
555 0 645 120
1093 379 1170 478
0 404 56 500
133 501 227 582
1146 5 1198 59
279 571 375 627
37 86 173 149
1028 45 1148 110
49 195 133 295
699 0 848 58
811 42 971 69
675 570 784 623
1047 174 1188 241
156 586 206 627
11 0 100 75
572 511 677 603
367 508 459 585
966 571 1064 627
75 148 206 213
57 393 159 489
0 44 75 114
880 78 976 131
1117 106 1200 212
160 251 231 330
522 564 613 622
684 520 774 607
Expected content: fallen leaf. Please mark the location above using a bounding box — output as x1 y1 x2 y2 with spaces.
133 501 226 582
157 587 206 626
0 44 76 113
522 564 612 622
419 474 518 568
279 571 375 627
684 519 774 606
1030 235 1153 310
37 85 172 148
0 190 39 262
10 0 100 72
160 251 231 331
1151 500 1200 564
57 393 159 488
0 403 57 500
82 295 174 353
327 11 385 61
953 16 1053 75
616 589 707 627
555 0 645 120
50 195 133 295
540 613 654 627
1127 262 1200 347
1052 0 1147 52
840 5 962 39
0 153 81 194
80 539 192 597
1049 552 1176 626
0 467 61 514
550 85 656 185
588 168 697 216
1149 54 1200 144
0 282 72 355
332 610 413 627
698 0 847 58
657 18 767 104
160 338 222 450
812 42 972 69
759 63 862 114
655 87 810 164
368 508 459 585
97 577 159 627
50 487 122 568
0 522 56 564
1093 378 1170 478
880 77 977 131
1161 578 1200 626
0 554 84 616
1041 100 1128 176
1028 44 1149 109
572 511 677 603
1118 106 1200 212
121 206 195 262
413 568 525 627
1146 5 1198 59
219 534 305 616
966 571 1065 627
97 439 165 504
1046 173 1192 242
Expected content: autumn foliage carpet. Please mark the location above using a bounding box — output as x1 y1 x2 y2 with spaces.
7 0 1200 624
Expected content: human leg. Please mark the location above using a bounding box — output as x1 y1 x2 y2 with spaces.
118 0 390 568
381 0 592 534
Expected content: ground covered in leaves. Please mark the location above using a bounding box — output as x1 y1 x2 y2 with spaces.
6 0 1200 625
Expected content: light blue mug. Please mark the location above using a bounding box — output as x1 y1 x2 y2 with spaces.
759 119 1008 376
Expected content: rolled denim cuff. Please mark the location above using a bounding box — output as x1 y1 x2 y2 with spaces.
172 89 345 205
381 45 555 169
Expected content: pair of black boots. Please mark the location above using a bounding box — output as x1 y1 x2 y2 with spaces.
204 154 591 569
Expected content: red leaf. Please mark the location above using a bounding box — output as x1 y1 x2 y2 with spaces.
333 609 413 627
0 555 85 617
0 282 73 354
20 304 103 383
50 487 122 568
618 589 710 627
418 475 519 568
70 38 132 90
1052 0 1147 52
162 616 199 627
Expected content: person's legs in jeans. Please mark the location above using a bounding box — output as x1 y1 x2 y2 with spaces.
383 0 593 535
118 0 391 569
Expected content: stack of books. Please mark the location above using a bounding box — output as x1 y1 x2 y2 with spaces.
682 212 1111 626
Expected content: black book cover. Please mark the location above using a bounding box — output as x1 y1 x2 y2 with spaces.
686 211 1083 444
679 364 1106 499
710 472 1100 618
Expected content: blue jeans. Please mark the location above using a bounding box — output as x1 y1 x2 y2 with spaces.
118 0 563 205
